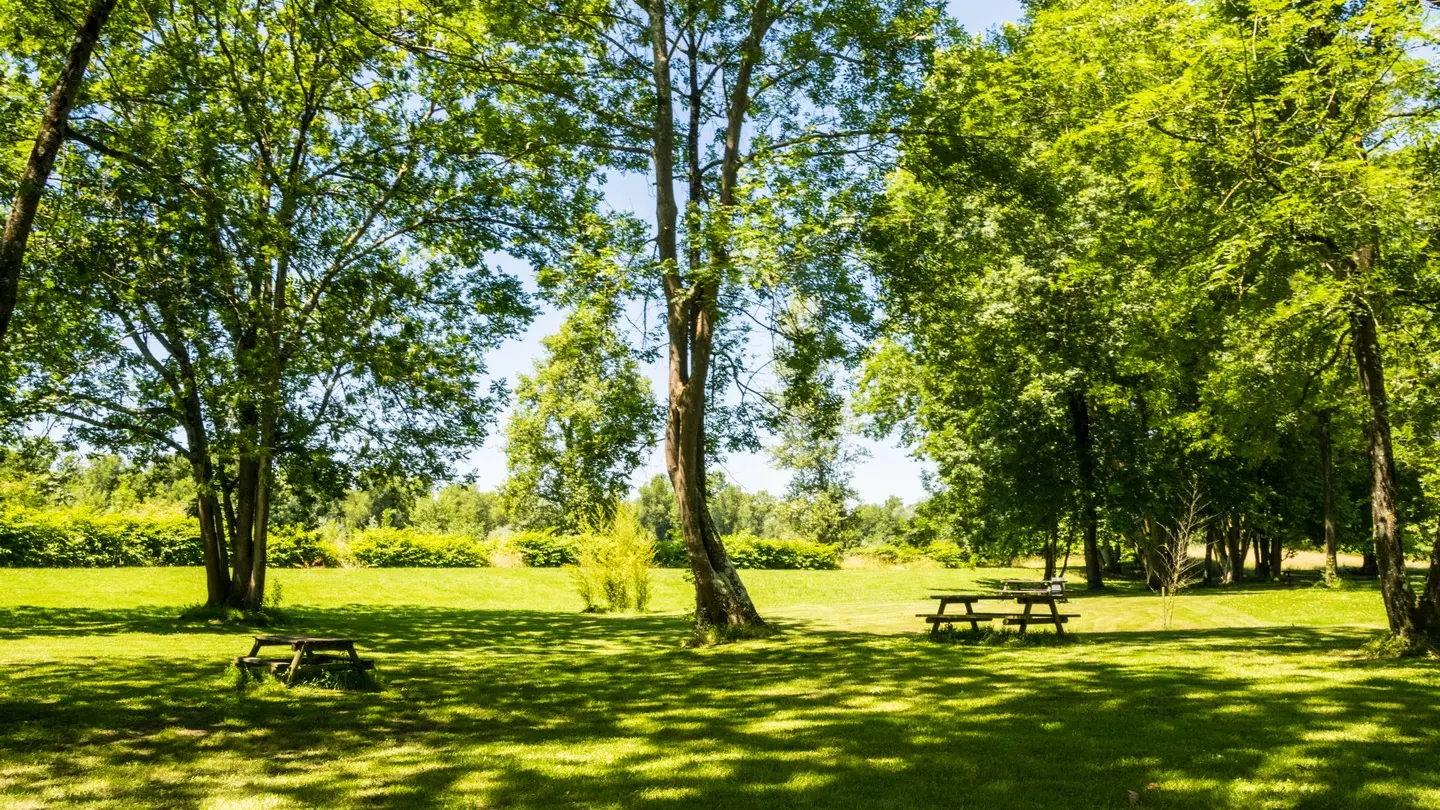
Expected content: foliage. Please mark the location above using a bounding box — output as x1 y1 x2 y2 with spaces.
0 505 201 567
504 305 660 532
724 534 840 571
856 541 971 569
349 528 490 569
267 525 342 569
508 530 578 568
572 503 655 613
411 485 508 539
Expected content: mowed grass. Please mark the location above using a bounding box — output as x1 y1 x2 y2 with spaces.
0 567 1437 809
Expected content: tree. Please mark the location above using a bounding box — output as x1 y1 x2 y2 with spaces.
504 304 660 531
0 0 118 347
488 0 945 630
9 0 592 608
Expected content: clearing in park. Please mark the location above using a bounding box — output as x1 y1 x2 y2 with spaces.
1 566 1437 809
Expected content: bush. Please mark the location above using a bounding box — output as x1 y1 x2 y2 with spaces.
573 504 654 612
510 530 578 567
267 524 342 568
854 541 972 569
725 533 839 570
0 506 203 567
349 527 489 567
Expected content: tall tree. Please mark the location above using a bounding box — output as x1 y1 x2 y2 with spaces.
10 0 593 608
504 304 661 531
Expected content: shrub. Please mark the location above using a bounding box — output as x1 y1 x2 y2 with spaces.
0 506 203 567
725 533 839 570
349 527 489 567
267 524 342 568
572 504 655 612
510 530 578 567
855 541 972 569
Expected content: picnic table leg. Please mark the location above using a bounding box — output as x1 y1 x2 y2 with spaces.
964 601 979 632
285 642 307 688
1019 601 1033 635
248 639 262 657
1048 598 1065 636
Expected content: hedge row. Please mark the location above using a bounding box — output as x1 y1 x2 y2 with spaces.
1 508 955 571
655 533 841 570
0 506 204 567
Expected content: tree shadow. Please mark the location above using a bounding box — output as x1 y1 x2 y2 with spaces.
2 606 1438 808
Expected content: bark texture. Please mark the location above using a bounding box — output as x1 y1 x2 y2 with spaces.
1319 411 1339 584
1349 299 1418 639
0 0 118 344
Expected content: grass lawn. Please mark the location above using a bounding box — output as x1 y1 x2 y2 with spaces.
1 567 1437 809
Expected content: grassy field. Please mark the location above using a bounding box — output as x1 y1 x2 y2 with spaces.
0 567 1437 809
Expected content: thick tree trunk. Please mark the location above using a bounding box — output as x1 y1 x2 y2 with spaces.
1269 535 1283 582
1254 534 1269 581
1067 390 1103 589
1319 411 1339 585
1349 301 1419 639
0 0 118 345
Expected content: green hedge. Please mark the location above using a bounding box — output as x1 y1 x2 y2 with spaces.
0 506 203 567
857 541 972 569
658 533 840 570
268 525 342 568
509 531 578 567
349 527 489 567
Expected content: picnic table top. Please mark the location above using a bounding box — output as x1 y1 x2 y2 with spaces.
929 593 1062 603
252 635 356 645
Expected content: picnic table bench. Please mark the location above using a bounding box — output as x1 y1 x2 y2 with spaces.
919 579 1077 637
234 635 374 687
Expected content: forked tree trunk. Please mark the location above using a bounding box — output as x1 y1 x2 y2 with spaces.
647 0 766 631
1067 390 1103 590
0 0 118 345
1349 299 1419 639
1319 411 1340 584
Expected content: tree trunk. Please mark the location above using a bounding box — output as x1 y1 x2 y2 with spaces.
1204 529 1215 587
1067 390 1103 590
1360 551 1378 576
1224 518 1245 584
0 0 118 345
649 0 764 632
1319 411 1339 585
1349 300 1419 639
1043 524 1057 580
1269 535 1283 582
1254 534 1269 581
1417 522 1440 634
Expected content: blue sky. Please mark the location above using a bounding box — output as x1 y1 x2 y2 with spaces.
461 0 1025 504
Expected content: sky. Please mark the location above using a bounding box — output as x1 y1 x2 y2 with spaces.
459 0 1026 505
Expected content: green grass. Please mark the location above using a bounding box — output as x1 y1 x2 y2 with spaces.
0 567 1437 809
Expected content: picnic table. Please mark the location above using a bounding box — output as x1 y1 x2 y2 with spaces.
918 578 1077 638
234 635 374 687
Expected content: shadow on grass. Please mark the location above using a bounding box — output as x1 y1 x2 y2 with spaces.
1 606 1438 809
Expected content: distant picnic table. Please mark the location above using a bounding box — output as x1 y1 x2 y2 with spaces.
234 635 374 687
918 578 1078 638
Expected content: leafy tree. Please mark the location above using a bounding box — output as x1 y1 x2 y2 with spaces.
505 304 660 531
7 0 591 608
0 0 117 346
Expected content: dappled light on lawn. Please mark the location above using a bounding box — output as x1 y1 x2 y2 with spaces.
1 568 1437 808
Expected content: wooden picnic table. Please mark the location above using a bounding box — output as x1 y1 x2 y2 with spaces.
234 635 374 687
918 585 1078 638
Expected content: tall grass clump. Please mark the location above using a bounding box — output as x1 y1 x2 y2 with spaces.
572 503 654 612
